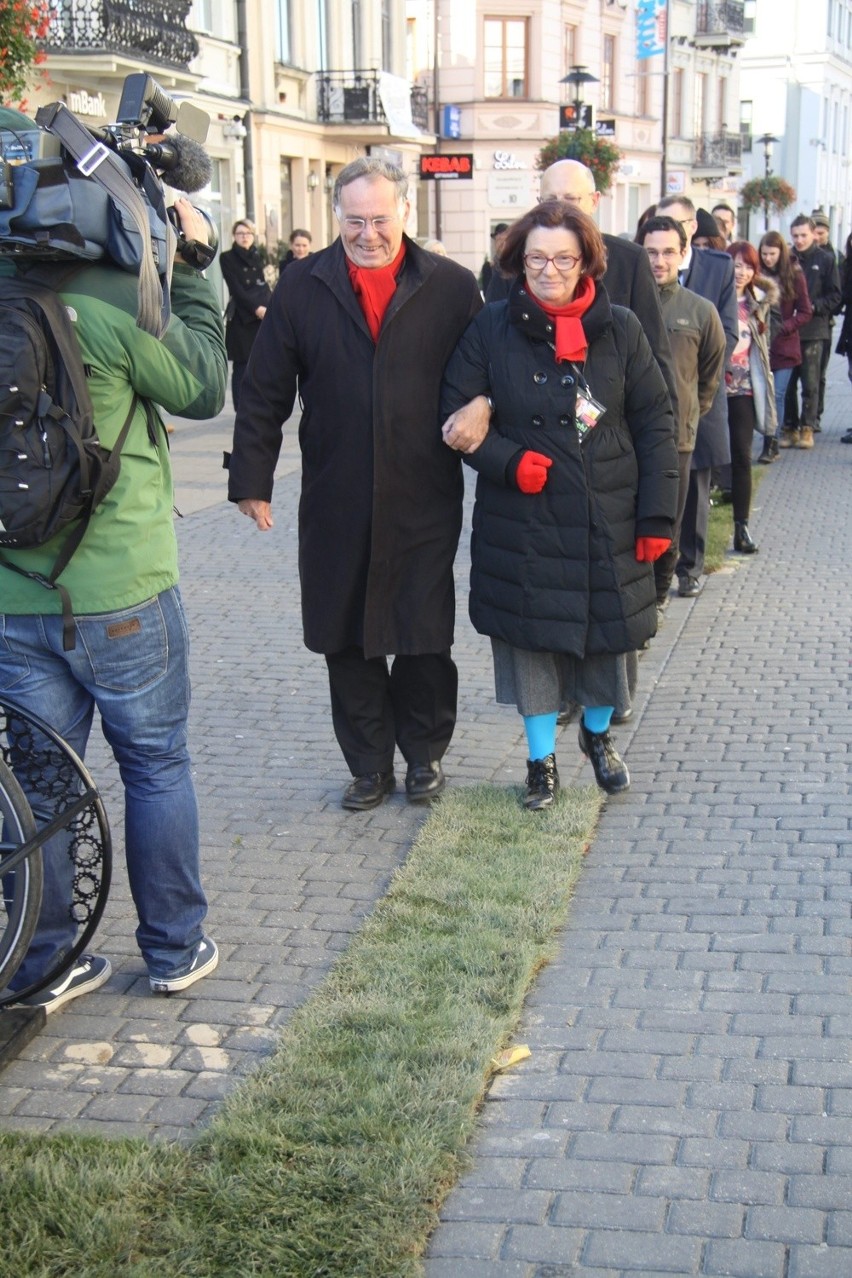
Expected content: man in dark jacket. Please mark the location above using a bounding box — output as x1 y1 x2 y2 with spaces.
656 195 738 597
637 216 727 613
783 215 841 448
483 160 679 426
228 157 483 811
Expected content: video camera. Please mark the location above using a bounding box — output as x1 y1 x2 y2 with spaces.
0 74 219 335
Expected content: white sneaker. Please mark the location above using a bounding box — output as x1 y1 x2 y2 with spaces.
17 954 111 1015
149 938 219 994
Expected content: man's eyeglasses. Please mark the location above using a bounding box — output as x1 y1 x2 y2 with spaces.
523 252 581 273
341 215 399 232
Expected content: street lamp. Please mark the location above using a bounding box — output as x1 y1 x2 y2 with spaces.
560 65 599 130
758 132 778 231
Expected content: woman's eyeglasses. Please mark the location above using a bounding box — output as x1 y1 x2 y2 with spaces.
523 252 581 273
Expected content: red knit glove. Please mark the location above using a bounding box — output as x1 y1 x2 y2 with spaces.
514 451 553 493
635 536 672 563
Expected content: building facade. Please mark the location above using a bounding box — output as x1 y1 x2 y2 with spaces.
739 0 852 245
25 1 750 288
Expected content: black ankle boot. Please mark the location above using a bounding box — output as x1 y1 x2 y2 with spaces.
733 521 759 554
757 438 774 464
524 753 559 810
578 723 630 794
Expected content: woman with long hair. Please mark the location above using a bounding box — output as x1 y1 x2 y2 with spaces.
441 203 677 807
758 230 813 460
725 241 778 553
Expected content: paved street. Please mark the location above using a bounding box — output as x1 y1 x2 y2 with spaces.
1 364 851 1275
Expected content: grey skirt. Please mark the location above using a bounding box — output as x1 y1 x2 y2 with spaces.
491 639 638 717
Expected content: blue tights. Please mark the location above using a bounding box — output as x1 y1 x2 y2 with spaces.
523 706 614 759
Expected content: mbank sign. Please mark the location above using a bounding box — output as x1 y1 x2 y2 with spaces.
419 153 474 179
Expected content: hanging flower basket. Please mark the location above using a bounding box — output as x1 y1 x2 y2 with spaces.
0 2 51 108
738 176 797 214
535 130 624 195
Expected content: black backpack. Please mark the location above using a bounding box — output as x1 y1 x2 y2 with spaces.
0 267 137 650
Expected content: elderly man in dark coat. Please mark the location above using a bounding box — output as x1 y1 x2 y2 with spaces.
227 157 483 811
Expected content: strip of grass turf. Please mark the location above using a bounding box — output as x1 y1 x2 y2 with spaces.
0 781 602 1277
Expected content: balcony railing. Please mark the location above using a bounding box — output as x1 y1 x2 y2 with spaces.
693 131 743 170
316 70 429 133
694 1 746 45
46 0 199 68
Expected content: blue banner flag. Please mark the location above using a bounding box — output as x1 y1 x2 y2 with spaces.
636 0 667 60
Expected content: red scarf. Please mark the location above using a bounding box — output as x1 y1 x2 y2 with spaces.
532 274 596 363
346 242 407 342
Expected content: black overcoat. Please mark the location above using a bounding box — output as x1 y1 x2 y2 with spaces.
219 244 273 363
227 236 483 658
441 280 678 657
682 248 738 469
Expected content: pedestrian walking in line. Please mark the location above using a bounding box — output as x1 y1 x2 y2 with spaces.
441 202 678 807
227 158 484 811
724 241 778 555
758 231 813 460
636 215 726 614
783 215 841 448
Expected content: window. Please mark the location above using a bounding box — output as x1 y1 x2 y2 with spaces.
743 0 756 34
636 62 649 116
484 17 529 99
382 0 392 71
671 68 684 137
352 0 363 69
694 72 707 139
564 23 577 75
317 0 328 71
718 77 727 130
274 0 290 64
740 99 753 151
601 35 616 111
190 0 236 40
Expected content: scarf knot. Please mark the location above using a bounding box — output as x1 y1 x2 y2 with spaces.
533 274 596 363
346 242 407 342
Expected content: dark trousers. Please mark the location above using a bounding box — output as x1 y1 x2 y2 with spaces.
325 646 458 776
818 334 832 421
654 450 692 602
675 466 712 582
784 340 823 428
727 395 756 524
231 361 247 413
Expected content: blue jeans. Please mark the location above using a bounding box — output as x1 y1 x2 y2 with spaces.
771 367 792 438
0 587 207 983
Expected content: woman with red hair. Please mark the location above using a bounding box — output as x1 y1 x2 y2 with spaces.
725 240 778 554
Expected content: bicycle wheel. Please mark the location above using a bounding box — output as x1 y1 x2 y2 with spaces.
0 755 43 992
0 696 111 1005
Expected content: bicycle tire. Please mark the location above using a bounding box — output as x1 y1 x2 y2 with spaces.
0 755 43 992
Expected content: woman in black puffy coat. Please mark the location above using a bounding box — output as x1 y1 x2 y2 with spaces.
219 219 272 411
441 202 678 808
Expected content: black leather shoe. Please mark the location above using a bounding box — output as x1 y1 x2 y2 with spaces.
341 771 396 811
611 707 633 725
524 753 559 810
578 722 630 794
677 576 702 598
733 521 758 554
405 761 445 802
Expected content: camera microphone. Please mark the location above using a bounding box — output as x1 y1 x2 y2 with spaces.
145 134 212 194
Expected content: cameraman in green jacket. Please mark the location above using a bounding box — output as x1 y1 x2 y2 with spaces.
0 198 227 1011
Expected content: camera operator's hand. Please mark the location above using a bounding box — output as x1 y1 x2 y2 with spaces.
172 196 208 263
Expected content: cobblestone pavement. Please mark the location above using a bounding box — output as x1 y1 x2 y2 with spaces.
1 364 850 1273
